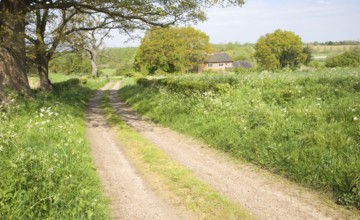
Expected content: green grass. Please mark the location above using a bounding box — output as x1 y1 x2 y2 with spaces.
100 68 116 76
118 68 360 209
0 78 110 218
101 90 254 219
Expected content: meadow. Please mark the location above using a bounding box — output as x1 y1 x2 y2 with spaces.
119 68 360 209
310 44 360 61
0 75 110 218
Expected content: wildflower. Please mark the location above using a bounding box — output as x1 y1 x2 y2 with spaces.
352 109 356 112
353 116 358 121
39 113 44 117
316 97 322 101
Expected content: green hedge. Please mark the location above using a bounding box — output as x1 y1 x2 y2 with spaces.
136 77 231 94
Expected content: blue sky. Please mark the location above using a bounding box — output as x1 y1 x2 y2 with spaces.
104 0 360 47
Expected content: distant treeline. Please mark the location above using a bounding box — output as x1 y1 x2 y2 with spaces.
309 41 360 46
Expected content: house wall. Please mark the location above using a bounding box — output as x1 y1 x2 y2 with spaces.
200 62 233 72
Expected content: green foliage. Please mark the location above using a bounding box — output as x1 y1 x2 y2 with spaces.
136 76 233 94
303 46 313 65
255 29 307 70
49 52 91 75
134 27 212 74
98 47 137 70
212 43 255 61
0 78 110 218
119 68 360 209
325 48 360 68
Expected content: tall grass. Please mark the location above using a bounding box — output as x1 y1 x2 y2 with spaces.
119 68 360 209
0 78 110 218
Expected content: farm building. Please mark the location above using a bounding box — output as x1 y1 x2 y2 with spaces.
199 52 233 72
233 60 252 69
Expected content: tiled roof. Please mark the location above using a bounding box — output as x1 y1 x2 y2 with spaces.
207 53 233 63
233 61 252 69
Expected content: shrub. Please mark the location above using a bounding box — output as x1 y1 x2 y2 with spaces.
325 48 360 67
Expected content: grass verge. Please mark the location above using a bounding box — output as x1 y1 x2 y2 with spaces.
0 78 110 219
101 90 254 220
118 68 360 209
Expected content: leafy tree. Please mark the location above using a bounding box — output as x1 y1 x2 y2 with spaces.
325 48 360 67
254 29 307 70
49 52 90 75
302 46 313 65
68 14 114 77
0 0 245 99
134 27 212 74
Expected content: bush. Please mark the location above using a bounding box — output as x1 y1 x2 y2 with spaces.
325 48 360 67
136 77 231 94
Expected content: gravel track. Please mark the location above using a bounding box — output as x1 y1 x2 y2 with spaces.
86 82 185 220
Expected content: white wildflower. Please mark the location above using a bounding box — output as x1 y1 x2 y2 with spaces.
353 116 358 121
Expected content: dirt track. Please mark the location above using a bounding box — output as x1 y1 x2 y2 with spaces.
86 81 358 220
86 82 185 220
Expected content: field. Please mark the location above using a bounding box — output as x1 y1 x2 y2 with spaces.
310 44 360 61
0 75 110 218
119 68 360 208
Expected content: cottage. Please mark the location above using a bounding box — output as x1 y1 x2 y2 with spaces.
233 60 252 69
200 52 233 72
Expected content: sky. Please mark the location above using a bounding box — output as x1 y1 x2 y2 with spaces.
104 0 360 47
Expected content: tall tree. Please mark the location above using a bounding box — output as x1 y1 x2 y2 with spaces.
135 26 212 74
0 0 245 98
26 8 81 90
68 14 116 77
255 29 307 70
0 0 30 97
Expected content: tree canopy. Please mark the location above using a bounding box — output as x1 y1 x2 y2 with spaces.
0 0 245 99
254 29 307 70
134 26 212 74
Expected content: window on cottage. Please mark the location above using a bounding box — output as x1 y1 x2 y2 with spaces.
219 63 224 66
208 63 213 67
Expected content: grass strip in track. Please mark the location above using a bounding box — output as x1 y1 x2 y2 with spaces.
101 91 255 220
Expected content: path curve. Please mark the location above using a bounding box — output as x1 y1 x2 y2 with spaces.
110 82 358 220
86 82 184 220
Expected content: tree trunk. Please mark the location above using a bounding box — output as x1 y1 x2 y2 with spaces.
36 52 52 91
89 49 98 77
0 0 30 99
